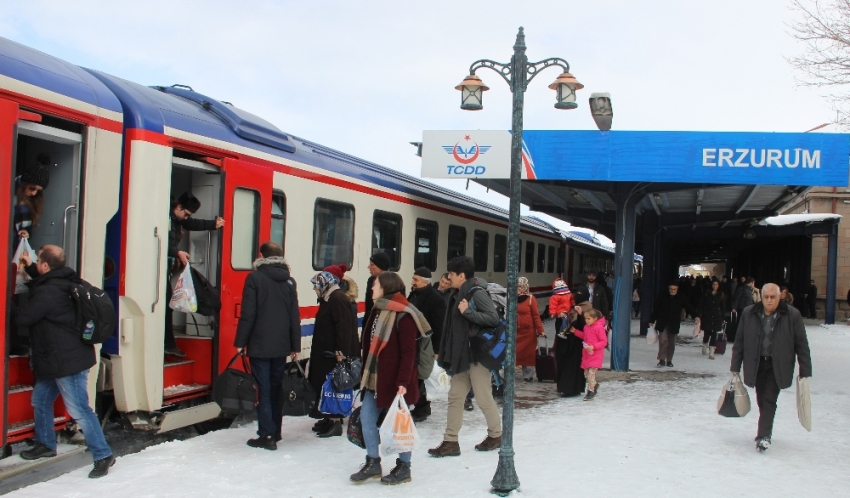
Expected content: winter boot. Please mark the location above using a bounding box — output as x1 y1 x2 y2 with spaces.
463 399 474 411
657 360 666 368
317 419 342 438
702 343 708 356
584 388 596 401
164 347 186 358
474 435 502 451
20 441 57 460
350 456 382 482
88 455 116 478
381 458 412 485
709 347 716 360
247 435 277 450
312 418 332 433
756 436 771 453
428 441 461 457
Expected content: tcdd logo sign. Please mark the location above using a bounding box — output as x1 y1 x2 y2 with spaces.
421 130 512 179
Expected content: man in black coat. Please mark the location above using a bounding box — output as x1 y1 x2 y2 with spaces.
649 280 699 368
572 270 610 316
166 192 225 357
16 245 115 478
805 279 818 319
234 241 301 450
407 267 446 422
364 251 391 320
731 283 812 452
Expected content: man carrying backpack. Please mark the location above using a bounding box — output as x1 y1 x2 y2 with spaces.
15 245 115 478
429 256 502 457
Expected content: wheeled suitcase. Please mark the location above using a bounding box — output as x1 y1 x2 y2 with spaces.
535 336 557 382
714 326 728 355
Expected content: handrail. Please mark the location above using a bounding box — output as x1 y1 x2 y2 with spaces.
206 231 212 281
152 227 161 312
61 204 76 251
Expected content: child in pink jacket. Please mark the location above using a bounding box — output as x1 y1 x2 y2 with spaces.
573 309 608 401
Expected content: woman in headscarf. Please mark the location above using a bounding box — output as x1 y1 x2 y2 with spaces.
516 277 545 382
308 264 359 437
349 272 429 485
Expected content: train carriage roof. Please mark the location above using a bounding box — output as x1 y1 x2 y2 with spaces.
84 69 557 235
0 37 121 114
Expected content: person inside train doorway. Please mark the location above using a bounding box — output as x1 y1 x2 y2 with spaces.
166 192 225 357
571 269 610 316
9 154 51 356
364 251 391 320
648 280 699 368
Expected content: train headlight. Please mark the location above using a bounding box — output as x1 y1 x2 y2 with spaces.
456 74 489 111
548 72 583 110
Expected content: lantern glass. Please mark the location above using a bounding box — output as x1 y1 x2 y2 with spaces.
461 86 483 110
554 83 578 110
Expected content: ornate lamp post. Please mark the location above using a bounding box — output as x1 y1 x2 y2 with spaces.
456 27 581 495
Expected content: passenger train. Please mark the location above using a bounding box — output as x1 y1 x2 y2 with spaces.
0 37 629 455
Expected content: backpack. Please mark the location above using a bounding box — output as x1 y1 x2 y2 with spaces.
482 283 508 318
393 315 435 380
190 266 221 317
50 279 117 345
465 286 508 370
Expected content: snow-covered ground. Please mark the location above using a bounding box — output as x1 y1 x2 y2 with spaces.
9 322 850 497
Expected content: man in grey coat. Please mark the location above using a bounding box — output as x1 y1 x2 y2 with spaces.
429 256 502 457
731 283 812 452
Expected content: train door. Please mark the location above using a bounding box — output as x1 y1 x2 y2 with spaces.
217 158 271 375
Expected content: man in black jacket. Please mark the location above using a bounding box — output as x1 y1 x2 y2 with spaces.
805 279 818 319
408 267 446 422
364 251 391 320
649 280 699 368
234 241 301 450
166 192 225 357
731 283 812 452
572 270 610 316
16 245 115 478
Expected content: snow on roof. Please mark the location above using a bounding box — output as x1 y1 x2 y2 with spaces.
758 213 842 226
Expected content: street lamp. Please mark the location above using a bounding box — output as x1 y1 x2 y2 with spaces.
456 26 580 495
589 92 613 131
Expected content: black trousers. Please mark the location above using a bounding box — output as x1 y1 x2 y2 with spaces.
701 329 718 346
755 357 780 439
164 282 177 349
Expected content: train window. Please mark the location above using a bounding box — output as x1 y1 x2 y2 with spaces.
271 191 286 254
372 211 402 271
494 234 507 272
414 219 438 271
525 241 534 273
547 246 555 273
313 199 355 270
473 230 489 271
231 188 259 270
447 225 466 261
537 243 546 273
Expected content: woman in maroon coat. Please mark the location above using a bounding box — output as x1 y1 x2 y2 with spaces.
349 272 431 486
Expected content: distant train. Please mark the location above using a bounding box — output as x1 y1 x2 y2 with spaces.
0 37 636 454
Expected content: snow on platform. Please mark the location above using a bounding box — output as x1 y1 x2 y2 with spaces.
7 323 850 497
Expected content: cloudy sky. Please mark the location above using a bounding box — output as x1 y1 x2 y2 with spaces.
1 0 836 239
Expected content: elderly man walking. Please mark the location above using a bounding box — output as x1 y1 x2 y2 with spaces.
731 283 812 452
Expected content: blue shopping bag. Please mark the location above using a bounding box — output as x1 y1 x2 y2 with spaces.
319 372 354 416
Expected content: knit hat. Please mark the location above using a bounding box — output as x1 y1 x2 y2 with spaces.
552 278 571 295
370 251 391 271
414 267 432 279
178 192 202 214
21 154 51 189
322 264 348 282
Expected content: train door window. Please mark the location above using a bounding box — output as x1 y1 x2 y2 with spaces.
313 199 355 269
494 234 507 272
271 191 286 254
547 246 555 273
414 219 438 271
525 241 535 273
537 243 546 273
447 225 466 261
231 188 259 270
473 230 489 271
372 211 401 270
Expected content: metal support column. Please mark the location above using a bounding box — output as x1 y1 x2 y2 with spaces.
639 215 658 336
611 182 638 371
825 220 839 324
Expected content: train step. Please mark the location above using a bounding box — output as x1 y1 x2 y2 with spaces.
163 383 212 404
163 359 195 390
0 443 86 483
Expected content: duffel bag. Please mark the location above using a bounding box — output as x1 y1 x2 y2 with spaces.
281 360 316 417
213 353 257 416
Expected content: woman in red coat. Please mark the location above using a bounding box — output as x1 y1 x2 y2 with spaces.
350 272 431 485
516 277 545 382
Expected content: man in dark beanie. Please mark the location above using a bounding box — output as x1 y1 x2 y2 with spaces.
408 266 446 422
364 251 392 319
165 192 225 357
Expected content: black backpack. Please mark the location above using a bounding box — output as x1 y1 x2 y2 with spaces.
190 266 221 317
50 279 117 345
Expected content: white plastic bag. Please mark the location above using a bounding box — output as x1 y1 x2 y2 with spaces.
378 394 420 456
424 365 450 400
693 322 702 338
646 327 658 345
12 238 37 294
169 263 198 313
796 376 812 432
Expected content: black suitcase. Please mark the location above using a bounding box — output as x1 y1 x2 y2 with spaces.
536 336 557 382
213 353 257 416
281 361 317 417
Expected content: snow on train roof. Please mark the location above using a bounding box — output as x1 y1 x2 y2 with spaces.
83 69 554 234
0 37 122 113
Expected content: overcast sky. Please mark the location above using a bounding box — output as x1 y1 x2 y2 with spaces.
1 0 836 241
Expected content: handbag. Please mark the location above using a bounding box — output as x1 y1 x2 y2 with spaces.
281 361 316 417
319 372 354 416
717 374 751 417
346 405 366 449
330 353 362 392
213 353 257 416
796 376 812 432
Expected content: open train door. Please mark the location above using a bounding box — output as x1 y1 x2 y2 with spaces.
0 98 16 452
216 158 272 375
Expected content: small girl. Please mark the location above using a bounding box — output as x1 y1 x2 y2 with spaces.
572 309 608 401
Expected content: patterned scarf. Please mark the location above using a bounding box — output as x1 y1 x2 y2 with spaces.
518 276 531 296
311 271 339 300
360 292 432 392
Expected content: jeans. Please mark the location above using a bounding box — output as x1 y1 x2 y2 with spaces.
361 390 410 463
755 357 780 438
32 370 112 461
250 357 288 439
